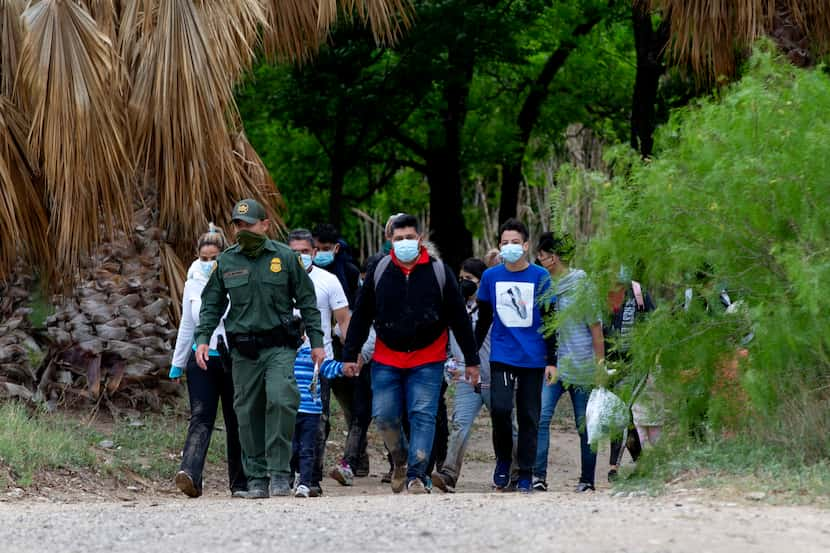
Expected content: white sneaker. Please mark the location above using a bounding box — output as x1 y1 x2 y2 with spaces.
294 484 311 498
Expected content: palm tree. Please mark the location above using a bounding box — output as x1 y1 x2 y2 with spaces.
651 0 830 80
0 0 408 408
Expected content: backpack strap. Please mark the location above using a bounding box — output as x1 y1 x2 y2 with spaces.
631 280 645 310
372 254 445 302
373 255 393 290
432 259 445 302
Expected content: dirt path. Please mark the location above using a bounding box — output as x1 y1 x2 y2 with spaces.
2 402 828 552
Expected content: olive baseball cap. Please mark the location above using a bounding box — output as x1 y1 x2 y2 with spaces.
231 199 267 224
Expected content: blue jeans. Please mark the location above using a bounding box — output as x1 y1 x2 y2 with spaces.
291 412 320 487
534 379 596 485
372 361 444 482
440 381 490 484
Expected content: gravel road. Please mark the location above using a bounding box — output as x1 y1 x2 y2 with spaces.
1 490 829 553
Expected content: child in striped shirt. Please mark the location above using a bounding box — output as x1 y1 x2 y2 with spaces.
292 340 344 498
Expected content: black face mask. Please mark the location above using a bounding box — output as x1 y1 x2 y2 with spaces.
459 278 478 300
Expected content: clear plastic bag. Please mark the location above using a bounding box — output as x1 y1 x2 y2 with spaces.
585 387 630 446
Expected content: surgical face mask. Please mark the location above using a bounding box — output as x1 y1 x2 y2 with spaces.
500 244 524 264
393 239 420 263
196 260 216 280
299 253 312 271
314 251 335 267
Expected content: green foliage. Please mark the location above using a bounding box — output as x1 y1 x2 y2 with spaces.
237 0 636 253
582 45 830 460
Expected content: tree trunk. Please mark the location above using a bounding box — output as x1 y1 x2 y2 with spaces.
329 159 346 229
630 3 669 157
423 44 474 272
498 13 605 224
426 152 472 272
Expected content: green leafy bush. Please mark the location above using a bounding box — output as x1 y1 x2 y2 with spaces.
580 44 830 462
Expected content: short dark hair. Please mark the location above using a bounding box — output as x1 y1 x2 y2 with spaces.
460 258 487 280
499 218 529 242
389 214 420 234
287 228 314 248
313 223 340 245
537 231 575 261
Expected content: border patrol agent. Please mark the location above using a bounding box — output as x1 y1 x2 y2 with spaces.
196 199 325 498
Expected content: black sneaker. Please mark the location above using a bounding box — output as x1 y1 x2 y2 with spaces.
309 484 323 497
532 478 548 492
608 469 619 483
354 452 370 478
431 471 456 494
270 475 291 497
576 482 595 493
175 471 201 498
381 467 393 484
238 478 269 499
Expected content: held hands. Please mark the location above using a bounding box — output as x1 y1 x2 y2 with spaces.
465 364 480 386
195 344 211 370
343 362 359 378
544 365 558 386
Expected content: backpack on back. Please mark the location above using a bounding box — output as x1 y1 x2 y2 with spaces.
373 255 446 301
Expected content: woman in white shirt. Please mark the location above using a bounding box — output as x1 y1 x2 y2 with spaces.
170 225 246 498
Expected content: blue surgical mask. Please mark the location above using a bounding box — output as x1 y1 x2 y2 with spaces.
500 244 524 264
199 260 216 279
314 251 335 267
393 239 420 263
300 254 312 271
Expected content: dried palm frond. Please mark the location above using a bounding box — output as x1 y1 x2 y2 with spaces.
653 0 830 80
262 0 412 60
18 0 133 280
201 0 268 81
0 97 48 279
160 242 185 323
0 0 24 98
233 131 285 235
130 0 258 254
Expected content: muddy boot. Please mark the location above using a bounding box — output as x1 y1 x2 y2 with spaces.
175 471 201 498
269 475 291 497
237 478 269 499
390 464 407 494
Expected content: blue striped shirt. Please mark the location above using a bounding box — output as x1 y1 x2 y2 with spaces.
555 269 602 387
295 347 344 414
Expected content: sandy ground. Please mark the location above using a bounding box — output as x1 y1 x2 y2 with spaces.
1 399 828 552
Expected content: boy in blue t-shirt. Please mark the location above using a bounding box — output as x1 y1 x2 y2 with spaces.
475 219 556 493
292 328 344 498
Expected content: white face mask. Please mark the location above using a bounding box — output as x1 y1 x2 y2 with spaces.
299 253 313 271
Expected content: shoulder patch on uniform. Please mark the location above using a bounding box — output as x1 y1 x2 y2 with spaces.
270 257 282 273
223 269 250 279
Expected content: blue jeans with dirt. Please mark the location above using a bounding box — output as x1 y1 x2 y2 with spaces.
534 379 596 486
372 361 444 483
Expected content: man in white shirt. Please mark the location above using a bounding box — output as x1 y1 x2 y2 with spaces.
288 229 350 494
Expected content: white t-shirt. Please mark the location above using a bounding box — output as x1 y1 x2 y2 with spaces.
307 266 349 359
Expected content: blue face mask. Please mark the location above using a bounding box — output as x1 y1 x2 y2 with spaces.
199 260 216 279
299 254 312 271
314 251 335 267
393 239 420 263
500 244 524 264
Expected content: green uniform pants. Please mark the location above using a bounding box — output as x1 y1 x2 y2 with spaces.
231 346 299 479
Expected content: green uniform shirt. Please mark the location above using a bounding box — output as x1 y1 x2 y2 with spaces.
195 239 324 349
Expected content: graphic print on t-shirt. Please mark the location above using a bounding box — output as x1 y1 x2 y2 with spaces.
495 281 534 327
